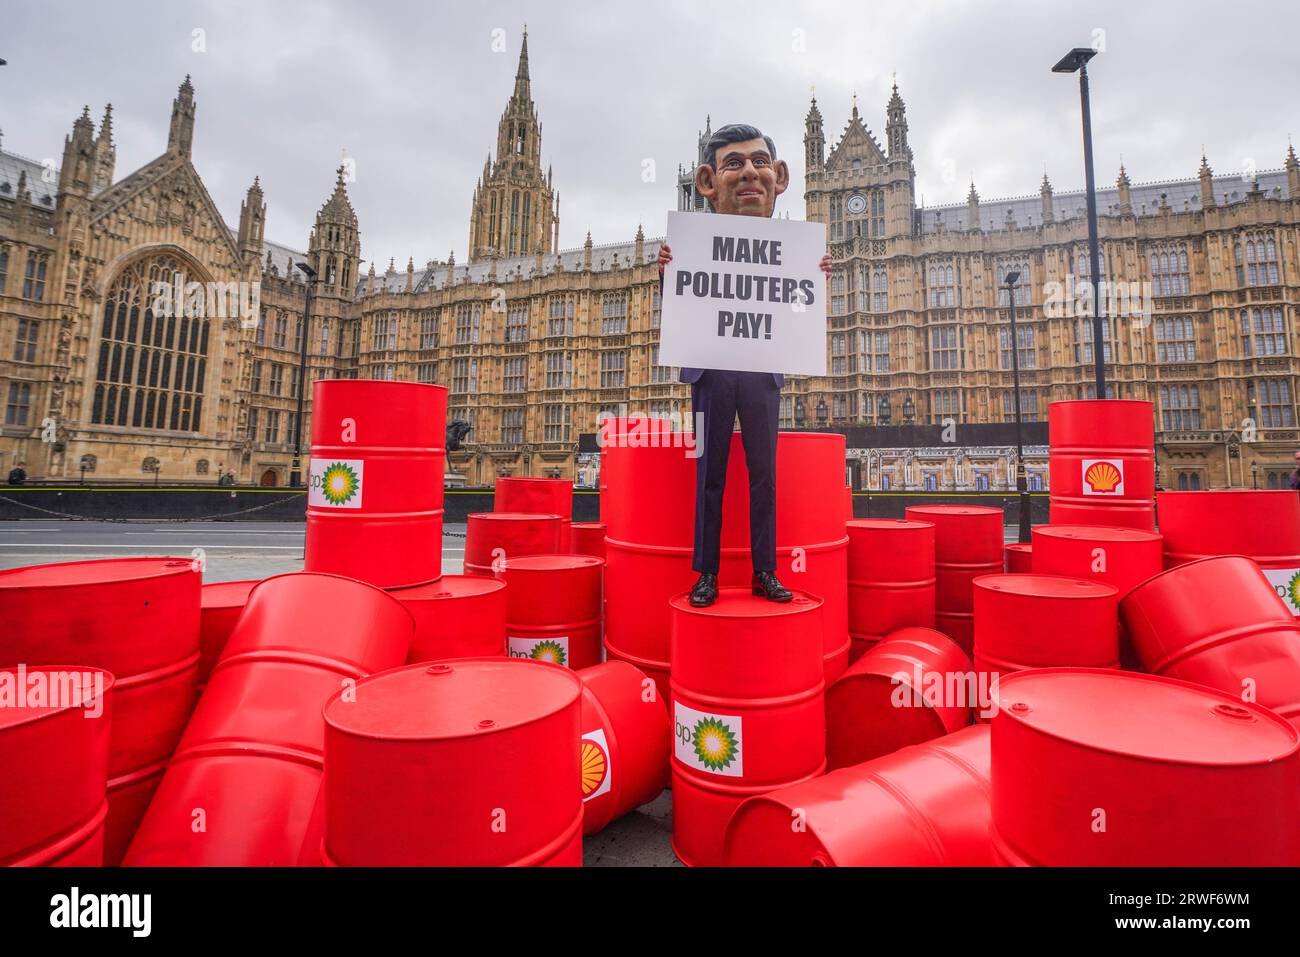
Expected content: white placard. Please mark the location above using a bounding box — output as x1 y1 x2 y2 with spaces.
1081 458 1125 496
507 634 570 668
658 210 827 376
1262 567 1300 615
673 700 743 777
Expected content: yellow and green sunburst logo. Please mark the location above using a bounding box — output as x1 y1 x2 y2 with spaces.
693 717 739 771
320 462 359 505
1287 570 1300 610
530 639 567 666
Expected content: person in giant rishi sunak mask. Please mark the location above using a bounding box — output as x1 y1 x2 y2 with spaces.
658 123 831 607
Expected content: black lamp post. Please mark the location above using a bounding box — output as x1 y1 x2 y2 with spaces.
878 395 892 426
1252 461 1259 489
1053 46 1106 399
291 260 318 487
902 395 915 423
795 399 806 428
816 398 828 426
1005 269 1032 542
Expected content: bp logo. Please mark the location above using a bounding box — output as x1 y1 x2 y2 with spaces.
580 728 612 801
1261 567 1300 615
673 701 743 777
508 635 570 668
308 458 364 509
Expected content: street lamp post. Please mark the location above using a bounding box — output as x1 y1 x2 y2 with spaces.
1053 46 1107 399
291 260 318 487
1005 270 1032 542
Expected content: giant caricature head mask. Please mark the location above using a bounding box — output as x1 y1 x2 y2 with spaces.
694 123 789 218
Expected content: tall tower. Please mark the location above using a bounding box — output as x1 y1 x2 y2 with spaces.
804 97 825 173
309 166 361 298
468 28 558 260
237 176 266 266
167 75 196 157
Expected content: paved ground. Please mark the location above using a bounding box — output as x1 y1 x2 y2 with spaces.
0 517 680 866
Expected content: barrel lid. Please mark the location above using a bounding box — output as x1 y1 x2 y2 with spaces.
0 557 194 590
501 555 602 573
975 573 1116 600
848 518 935 531
570 522 606 530
1034 524 1161 543
467 511 562 523
0 666 114 731
1004 543 1032 552
995 669 1299 765
324 658 581 740
906 505 1002 517
201 579 259 609
668 586 822 620
390 574 504 601
1049 399 1154 411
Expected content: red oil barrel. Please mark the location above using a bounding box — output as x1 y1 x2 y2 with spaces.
844 485 854 521
500 555 604 670
723 724 992 867
846 519 936 663
464 512 563 577
0 666 113 867
1031 524 1162 599
1120 555 1300 726
825 627 972 770
198 579 257 691
496 476 573 552
1048 399 1155 531
0 557 200 866
577 661 671 835
304 379 447 589
718 432 852 682
123 572 412 866
603 418 699 702
973 574 1119 681
570 522 607 560
905 505 1003 655
669 587 826 867
322 658 583 866
1156 490 1300 613
1003 543 1032 573
391 574 506 663
992 668 1300 865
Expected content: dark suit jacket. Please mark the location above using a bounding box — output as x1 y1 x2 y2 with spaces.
660 273 784 388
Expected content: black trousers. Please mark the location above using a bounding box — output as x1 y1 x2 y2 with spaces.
690 370 780 574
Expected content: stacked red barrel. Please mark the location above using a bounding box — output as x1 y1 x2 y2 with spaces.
495 476 574 553
1048 399 1155 531
669 588 826 867
905 505 1003 654
846 519 936 662
1156 490 1300 614
0 667 114 866
570 522 607 560
717 431 852 681
322 658 584 866
500 555 604 670
305 379 447 589
1031 525 1162 599
992 668 1300 865
391 575 507 663
0 557 200 865
724 724 993 867
1003 543 1032 573
124 572 412 865
464 512 563 577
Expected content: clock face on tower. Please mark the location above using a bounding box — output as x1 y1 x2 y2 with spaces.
846 193 867 214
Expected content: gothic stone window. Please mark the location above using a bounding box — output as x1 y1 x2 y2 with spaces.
1240 307 1286 358
91 254 208 432
1156 317 1197 362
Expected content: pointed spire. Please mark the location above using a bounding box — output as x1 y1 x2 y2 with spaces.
1117 163 1131 186
1041 171 1055 225
1199 153 1215 209
1286 139 1300 198
92 103 116 191
1117 163 1133 215
514 25 531 100
98 103 114 141
168 75 197 156
966 181 980 232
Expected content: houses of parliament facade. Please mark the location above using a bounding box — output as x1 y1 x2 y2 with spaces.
3 34 1299 491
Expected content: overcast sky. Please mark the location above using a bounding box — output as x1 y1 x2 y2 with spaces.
5 0 1297 267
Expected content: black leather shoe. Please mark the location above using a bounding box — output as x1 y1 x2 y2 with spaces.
689 573 719 607
752 570 793 602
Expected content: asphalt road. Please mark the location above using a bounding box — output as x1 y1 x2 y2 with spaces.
0 518 679 866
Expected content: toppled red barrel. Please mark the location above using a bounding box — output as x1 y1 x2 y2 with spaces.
198 579 257 692
723 724 993 866
123 572 412 866
577 661 670 834
322 658 583 866
0 557 200 865
1 667 113 867
992 668 1300 865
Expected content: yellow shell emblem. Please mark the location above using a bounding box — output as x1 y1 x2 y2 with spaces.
580 739 608 796
1084 460 1122 494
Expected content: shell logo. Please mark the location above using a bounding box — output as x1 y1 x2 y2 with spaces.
580 739 608 797
1082 459 1124 495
